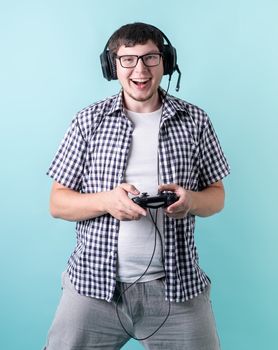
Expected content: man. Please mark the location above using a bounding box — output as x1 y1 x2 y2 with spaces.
44 22 230 349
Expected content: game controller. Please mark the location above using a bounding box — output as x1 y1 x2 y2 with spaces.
132 192 178 209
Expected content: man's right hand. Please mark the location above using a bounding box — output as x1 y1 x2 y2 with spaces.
102 183 147 221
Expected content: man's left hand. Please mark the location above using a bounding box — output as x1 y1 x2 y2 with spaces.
158 183 192 219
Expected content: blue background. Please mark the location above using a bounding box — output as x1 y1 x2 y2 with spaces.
1 0 277 349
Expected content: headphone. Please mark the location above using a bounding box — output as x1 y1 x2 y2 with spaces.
100 24 181 90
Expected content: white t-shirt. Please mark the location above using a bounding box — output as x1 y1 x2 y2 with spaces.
117 107 165 282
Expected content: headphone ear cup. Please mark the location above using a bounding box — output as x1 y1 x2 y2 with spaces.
108 52 117 80
163 44 177 76
100 50 117 81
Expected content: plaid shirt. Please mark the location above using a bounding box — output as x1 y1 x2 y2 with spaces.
47 89 230 302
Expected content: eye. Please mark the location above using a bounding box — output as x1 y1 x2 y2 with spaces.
143 54 161 66
144 54 156 61
121 56 136 64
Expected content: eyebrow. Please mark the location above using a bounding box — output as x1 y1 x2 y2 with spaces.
117 50 161 56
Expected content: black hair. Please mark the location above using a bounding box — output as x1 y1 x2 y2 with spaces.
108 22 164 55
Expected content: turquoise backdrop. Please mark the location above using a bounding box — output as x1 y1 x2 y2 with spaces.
1 0 277 349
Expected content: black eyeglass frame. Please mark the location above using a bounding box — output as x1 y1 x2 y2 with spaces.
116 52 163 68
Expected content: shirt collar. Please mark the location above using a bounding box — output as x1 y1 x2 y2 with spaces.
159 88 190 123
106 90 125 116
106 88 189 119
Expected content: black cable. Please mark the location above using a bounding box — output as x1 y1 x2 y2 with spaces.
115 208 171 341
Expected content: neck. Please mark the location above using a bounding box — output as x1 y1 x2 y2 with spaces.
122 90 162 113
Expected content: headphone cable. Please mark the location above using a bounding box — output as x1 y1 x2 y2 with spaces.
115 75 173 340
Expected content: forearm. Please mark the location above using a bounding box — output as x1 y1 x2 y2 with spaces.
50 186 107 221
188 185 225 217
49 182 147 222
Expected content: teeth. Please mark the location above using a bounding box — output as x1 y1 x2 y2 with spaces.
132 79 149 83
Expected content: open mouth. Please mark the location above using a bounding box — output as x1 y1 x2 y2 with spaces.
130 78 151 88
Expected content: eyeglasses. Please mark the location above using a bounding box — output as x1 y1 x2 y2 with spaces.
116 53 162 68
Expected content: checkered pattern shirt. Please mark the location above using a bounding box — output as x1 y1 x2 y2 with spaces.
47 89 230 302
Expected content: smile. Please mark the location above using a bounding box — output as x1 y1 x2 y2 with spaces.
130 78 151 87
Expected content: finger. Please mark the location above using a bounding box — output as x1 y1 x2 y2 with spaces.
158 183 178 193
117 206 144 220
165 206 183 215
164 208 185 218
119 183 140 195
165 205 190 218
123 200 147 217
130 203 147 217
165 196 183 212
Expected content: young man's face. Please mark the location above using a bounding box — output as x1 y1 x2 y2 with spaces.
116 40 164 112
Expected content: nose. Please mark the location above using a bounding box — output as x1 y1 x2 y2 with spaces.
134 57 148 72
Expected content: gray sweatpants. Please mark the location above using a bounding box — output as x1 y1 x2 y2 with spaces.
44 272 220 350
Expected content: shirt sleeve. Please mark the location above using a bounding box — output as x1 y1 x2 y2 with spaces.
198 117 230 190
46 116 87 191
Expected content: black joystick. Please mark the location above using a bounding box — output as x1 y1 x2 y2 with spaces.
132 192 178 209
